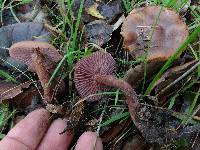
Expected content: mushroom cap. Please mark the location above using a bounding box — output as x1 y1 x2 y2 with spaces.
9 41 63 71
74 51 117 101
121 6 188 61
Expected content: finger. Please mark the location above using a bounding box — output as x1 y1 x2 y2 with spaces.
0 108 50 150
75 132 103 150
37 119 74 150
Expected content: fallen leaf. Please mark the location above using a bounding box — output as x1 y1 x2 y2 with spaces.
32 49 55 103
87 3 104 19
85 16 124 46
0 80 30 101
0 22 51 72
153 60 198 100
11 87 38 109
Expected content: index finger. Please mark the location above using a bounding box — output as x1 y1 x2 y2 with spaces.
0 108 51 150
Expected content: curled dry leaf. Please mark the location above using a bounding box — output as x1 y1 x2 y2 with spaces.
72 0 122 23
85 20 113 46
121 6 188 61
9 41 63 72
85 15 125 46
31 49 56 103
0 80 30 101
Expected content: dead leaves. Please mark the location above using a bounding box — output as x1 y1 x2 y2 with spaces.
32 48 56 103
87 3 104 19
0 80 30 101
0 41 63 107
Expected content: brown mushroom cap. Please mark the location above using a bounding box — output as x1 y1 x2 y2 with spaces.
9 41 63 71
74 51 117 101
121 6 188 61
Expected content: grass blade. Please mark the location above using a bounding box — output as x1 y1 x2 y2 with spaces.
0 70 16 83
101 112 130 127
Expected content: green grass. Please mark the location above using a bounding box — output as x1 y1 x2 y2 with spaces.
101 112 130 127
48 0 85 87
181 87 200 125
0 70 16 83
0 102 16 139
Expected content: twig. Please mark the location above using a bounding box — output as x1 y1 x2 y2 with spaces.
192 131 199 148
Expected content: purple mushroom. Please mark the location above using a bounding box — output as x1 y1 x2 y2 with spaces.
74 51 117 101
74 51 139 121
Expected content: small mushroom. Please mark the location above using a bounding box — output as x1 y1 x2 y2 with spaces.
74 51 139 120
75 51 195 144
9 41 62 72
121 6 188 61
75 52 200 145
9 41 63 103
74 51 117 101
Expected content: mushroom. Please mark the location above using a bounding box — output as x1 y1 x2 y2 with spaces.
9 41 63 103
9 41 62 72
75 51 198 144
74 51 139 120
121 6 188 61
121 6 188 90
74 51 117 101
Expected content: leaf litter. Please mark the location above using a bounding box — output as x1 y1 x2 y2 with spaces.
0 0 200 149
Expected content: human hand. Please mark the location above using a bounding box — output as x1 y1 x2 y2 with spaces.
0 109 103 150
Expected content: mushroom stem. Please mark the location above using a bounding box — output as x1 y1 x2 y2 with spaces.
94 74 139 123
32 48 55 103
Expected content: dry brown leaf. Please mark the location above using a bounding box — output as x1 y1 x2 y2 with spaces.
32 48 55 103
101 119 132 143
0 80 30 101
87 3 105 19
11 87 38 109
